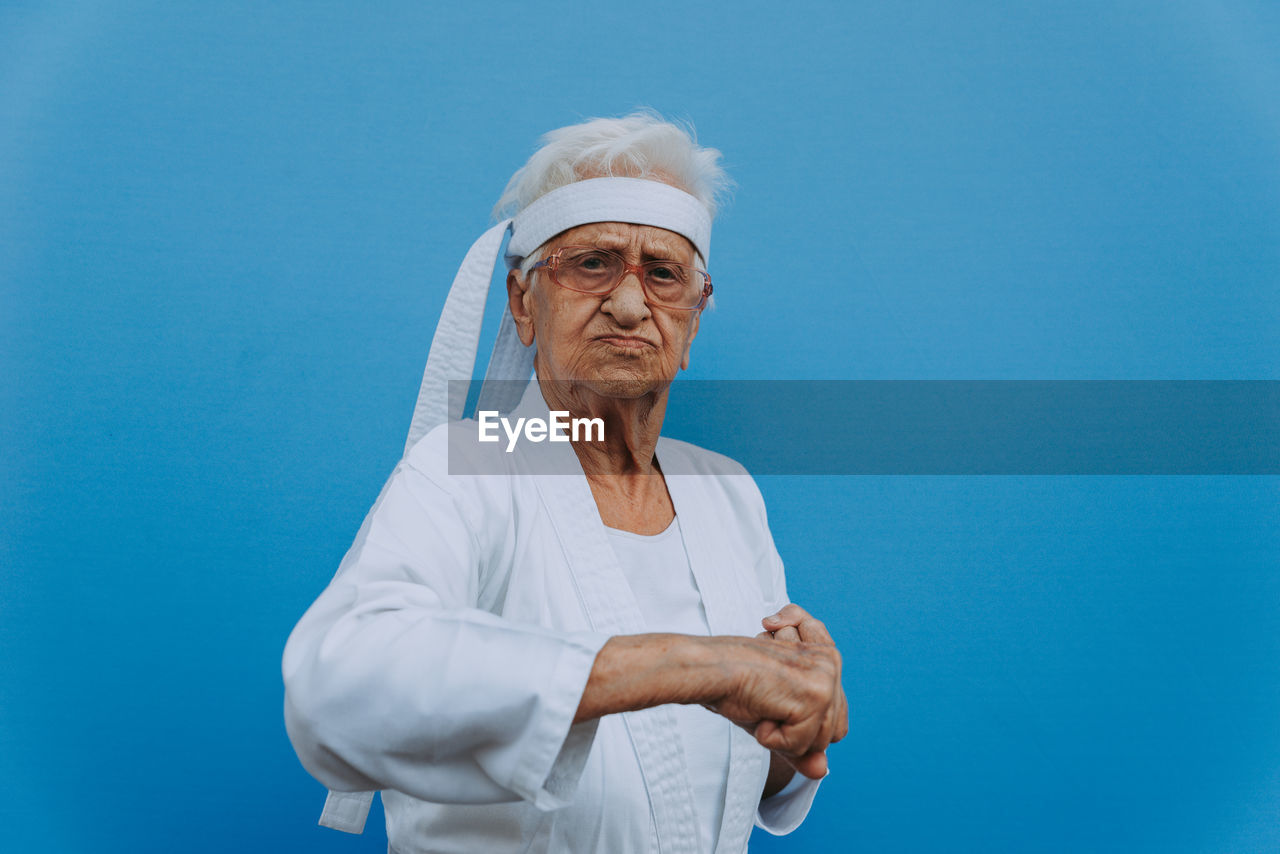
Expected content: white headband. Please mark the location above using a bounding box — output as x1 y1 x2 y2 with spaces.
403 176 713 452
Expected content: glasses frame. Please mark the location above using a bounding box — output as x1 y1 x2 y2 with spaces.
528 245 713 311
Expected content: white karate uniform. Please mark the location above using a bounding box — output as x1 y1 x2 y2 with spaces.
282 382 822 853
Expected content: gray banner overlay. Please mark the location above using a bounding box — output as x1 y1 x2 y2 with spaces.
447 381 1280 475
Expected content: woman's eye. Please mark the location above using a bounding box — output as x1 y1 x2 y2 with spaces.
569 253 612 272
649 265 679 282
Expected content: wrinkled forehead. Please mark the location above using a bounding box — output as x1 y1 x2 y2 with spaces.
544 222 699 263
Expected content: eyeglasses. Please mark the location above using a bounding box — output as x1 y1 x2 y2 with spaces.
528 245 712 311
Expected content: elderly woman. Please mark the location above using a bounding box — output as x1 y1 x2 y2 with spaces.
283 113 848 854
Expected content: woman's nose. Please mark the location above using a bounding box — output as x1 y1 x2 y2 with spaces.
603 272 651 323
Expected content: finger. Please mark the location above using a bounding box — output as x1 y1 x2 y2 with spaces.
760 708 828 760
755 631 773 640
796 617 834 646
773 625 800 643
835 655 849 742
799 650 841 756
834 685 850 743
763 605 837 648
754 716 806 757
774 748 828 780
761 603 810 630
825 659 848 744
753 719 783 751
828 659 849 744
792 750 828 780
820 685 846 747
832 698 848 743
807 689 838 758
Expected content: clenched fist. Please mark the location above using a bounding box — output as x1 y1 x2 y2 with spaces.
704 610 848 779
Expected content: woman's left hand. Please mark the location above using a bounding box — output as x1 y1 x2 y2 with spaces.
757 603 849 787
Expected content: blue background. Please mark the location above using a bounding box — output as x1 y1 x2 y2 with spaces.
3 2 1278 851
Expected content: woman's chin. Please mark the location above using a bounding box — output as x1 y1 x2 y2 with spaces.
573 373 671 400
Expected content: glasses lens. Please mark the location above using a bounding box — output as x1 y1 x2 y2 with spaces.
558 249 623 293
643 262 705 308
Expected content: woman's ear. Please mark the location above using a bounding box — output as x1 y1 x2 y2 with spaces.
507 269 536 347
680 312 701 371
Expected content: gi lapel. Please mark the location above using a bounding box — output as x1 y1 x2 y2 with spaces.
514 383 702 854
660 441 769 854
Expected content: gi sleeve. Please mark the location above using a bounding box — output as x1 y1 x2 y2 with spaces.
281 435 609 810
756 771 824 835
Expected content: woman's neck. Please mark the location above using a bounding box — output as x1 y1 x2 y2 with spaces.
536 375 671 478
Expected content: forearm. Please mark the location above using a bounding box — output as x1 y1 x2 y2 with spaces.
573 633 738 723
577 631 842 784
579 636 799 800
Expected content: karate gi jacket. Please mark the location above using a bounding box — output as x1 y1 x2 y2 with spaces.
283 383 822 853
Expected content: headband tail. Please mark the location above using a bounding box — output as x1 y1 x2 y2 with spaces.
404 218 515 454
476 306 536 415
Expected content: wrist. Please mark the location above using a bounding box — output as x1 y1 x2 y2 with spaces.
672 635 742 705
685 634 768 711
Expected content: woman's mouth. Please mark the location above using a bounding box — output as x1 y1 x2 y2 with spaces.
595 336 654 350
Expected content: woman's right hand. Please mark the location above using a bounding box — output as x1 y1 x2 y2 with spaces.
575 630 846 779
703 634 847 779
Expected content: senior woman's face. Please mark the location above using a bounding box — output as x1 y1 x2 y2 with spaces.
509 221 702 397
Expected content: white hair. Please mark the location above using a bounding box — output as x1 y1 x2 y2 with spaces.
495 111 732 274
